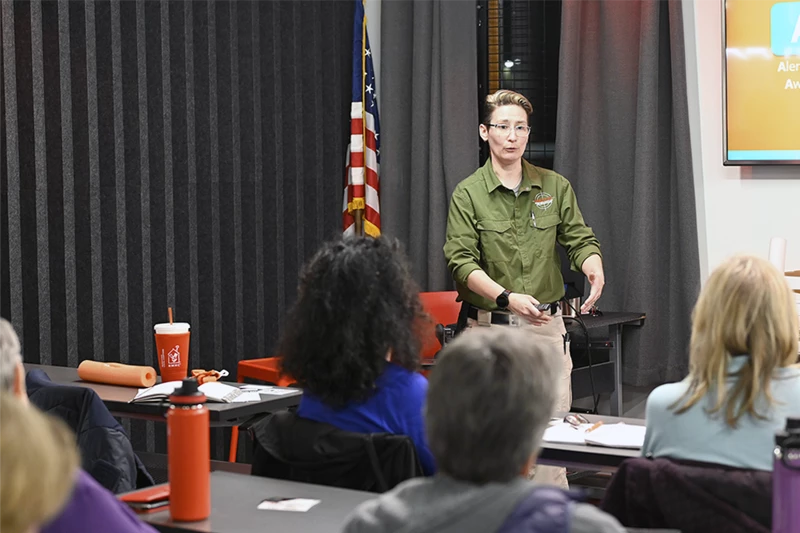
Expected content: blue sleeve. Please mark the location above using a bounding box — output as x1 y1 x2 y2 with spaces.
398 373 436 476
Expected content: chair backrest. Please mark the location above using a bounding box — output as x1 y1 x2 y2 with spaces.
418 291 460 360
601 457 771 533
26 369 154 493
250 411 423 493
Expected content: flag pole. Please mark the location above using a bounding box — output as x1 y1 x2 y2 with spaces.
355 209 363 235
358 0 367 237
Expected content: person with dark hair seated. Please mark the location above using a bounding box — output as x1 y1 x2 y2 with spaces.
278 236 434 475
342 327 624 533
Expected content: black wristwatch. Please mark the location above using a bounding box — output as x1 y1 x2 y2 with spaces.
495 289 512 309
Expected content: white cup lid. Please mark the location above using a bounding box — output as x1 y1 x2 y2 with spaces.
154 322 190 334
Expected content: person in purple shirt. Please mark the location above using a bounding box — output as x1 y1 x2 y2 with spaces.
1 391 77 533
40 470 156 533
0 318 156 533
280 237 435 475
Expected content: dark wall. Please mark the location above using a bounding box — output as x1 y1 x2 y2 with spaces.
1 0 354 457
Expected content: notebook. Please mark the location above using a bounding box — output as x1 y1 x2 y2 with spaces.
130 381 243 403
542 422 592 445
583 423 646 449
542 421 646 449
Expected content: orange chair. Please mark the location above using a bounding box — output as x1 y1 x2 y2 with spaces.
228 357 295 462
418 291 461 376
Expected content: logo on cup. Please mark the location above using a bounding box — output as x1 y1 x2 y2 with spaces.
167 346 181 367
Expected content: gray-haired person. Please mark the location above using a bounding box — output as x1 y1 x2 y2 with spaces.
341 327 624 533
0 318 159 533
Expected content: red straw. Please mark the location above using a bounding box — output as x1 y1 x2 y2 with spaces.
168 307 173 325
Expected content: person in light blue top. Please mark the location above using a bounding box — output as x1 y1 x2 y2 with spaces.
281 236 435 475
643 254 800 471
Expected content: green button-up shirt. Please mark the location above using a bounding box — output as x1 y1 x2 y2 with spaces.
443 159 601 311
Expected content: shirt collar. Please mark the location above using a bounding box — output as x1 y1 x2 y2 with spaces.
482 158 543 194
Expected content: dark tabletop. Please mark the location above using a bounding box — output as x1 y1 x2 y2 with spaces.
23 364 302 425
141 471 374 533
563 311 646 331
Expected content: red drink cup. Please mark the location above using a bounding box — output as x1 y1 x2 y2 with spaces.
153 322 191 383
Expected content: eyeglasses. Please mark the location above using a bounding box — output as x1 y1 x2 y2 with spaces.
487 123 531 137
564 414 590 428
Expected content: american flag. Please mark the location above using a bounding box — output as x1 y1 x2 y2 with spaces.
343 0 381 237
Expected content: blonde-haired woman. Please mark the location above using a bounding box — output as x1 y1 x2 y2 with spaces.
642 254 800 470
1 391 79 533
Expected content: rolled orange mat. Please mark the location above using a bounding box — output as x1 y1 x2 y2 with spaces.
78 360 157 388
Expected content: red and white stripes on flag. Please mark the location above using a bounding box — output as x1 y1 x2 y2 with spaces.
343 0 381 237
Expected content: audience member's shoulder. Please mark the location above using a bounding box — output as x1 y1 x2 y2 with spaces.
385 363 428 390
569 503 626 533
342 478 430 533
71 469 113 501
645 380 688 414
46 469 157 533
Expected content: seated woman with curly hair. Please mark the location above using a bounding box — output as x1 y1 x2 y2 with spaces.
280 236 434 475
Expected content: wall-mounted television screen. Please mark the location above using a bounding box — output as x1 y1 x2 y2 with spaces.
723 0 800 165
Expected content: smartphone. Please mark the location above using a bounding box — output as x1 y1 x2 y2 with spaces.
125 500 170 513
534 303 552 312
118 483 170 514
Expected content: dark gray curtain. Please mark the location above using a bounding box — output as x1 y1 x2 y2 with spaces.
554 0 700 386
380 0 479 291
1 0 353 458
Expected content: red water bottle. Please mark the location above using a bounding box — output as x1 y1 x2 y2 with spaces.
167 378 210 521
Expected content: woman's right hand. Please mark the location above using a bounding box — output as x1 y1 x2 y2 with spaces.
507 293 551 326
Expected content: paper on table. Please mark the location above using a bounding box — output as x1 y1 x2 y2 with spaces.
132 381 243 403
133 381 183 401
257 498 320 512
583 423 646 449
231 391 262 403
542 422 646 449
239 384 299 395
542 422 592 445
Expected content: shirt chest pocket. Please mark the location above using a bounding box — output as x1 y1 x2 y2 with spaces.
533 214 560 230
476 220 514 263
532 213 560 246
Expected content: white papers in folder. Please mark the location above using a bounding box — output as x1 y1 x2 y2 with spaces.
131 381 244 403
542 422 645 449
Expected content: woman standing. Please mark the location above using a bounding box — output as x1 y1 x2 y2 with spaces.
443 89 605 487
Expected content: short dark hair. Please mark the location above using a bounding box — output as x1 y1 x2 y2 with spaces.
279 237 423 406
425 327 559 484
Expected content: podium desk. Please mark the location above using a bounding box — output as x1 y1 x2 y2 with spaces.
564 312 646 416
